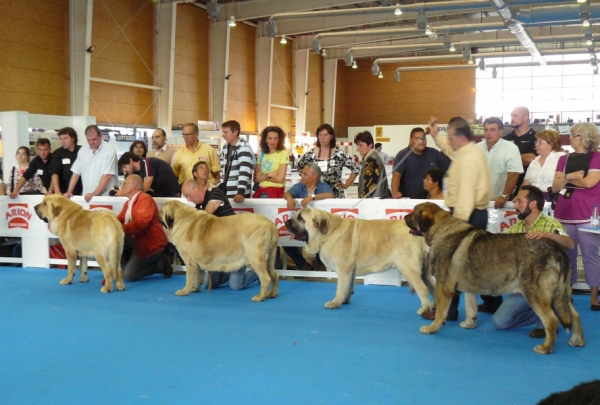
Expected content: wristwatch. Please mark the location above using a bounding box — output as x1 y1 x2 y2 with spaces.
501 194 509 199
311 193 316 200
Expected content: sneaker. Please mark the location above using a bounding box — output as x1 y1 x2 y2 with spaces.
162 254 173 279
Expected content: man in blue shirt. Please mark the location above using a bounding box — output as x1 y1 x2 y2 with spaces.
282 163 334 270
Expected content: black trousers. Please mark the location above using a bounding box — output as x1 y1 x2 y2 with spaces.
447 208 502 316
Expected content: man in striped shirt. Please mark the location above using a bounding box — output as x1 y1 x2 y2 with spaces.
219 120 255 202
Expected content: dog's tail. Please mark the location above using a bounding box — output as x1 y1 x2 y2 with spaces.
551 253 573 333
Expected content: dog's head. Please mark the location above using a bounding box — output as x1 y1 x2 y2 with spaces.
285 207 329 244
404 202 444 236
34 195 67 224
158 200 182 230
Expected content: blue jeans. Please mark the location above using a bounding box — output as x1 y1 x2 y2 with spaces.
492 293 542 330
211 267 258 290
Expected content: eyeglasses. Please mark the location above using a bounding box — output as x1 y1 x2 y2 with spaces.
182 132 197 137
570 133 581 138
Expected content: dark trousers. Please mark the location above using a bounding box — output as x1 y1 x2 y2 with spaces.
121 236 166 282
448 208 502 316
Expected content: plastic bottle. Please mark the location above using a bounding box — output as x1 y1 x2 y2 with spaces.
591 205 600 228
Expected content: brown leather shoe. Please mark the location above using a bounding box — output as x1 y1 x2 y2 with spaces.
529 328 558 339
162 254 173 278
421 310 436 320
477 304 498 314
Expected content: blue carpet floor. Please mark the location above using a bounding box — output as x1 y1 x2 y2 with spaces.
0 266 598 405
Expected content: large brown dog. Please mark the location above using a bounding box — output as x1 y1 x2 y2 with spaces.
404 202 585 354
34 195 125 293
285 207 435 312
158 200 279 302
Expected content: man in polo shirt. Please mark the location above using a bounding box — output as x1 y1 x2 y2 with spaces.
172 123 220 185
492 185 574 339
147 127 177 164
64 125 118 202
117 151 180 197
9 138 53 197
50 127 82 195
505 106 537 197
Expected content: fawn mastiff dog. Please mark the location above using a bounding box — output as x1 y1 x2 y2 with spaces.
34 195 125 293
404 202 585 354
158 200 279 302
285 207 435 312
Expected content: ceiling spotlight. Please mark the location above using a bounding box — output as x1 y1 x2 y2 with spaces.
478 58 486 71
206 0 220 19
311 38 321 54
228 16 236 27
586 38 594 46
468 58 474 65
352 60 358 69
429 32 438 40
449 43 456 52
280 35 287 45
394 3 403 16
425 25 433 36
321 49 327 58
416 10 428 30
492 67 498 78
371 64 380 76
590 53 596 59
577 0 587 3
593 65 599 75
582 19 591 27
378 71 383 79
394 70 400 82
344 52 354 67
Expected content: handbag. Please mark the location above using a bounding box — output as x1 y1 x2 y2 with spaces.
563 153 591 199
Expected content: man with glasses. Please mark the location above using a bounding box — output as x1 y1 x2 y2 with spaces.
172 122 220 185
391 127 450 199
64 125 118 202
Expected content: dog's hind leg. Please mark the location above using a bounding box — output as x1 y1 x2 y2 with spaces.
96 254 113 293
527 297 558 355
400 263 434 315
61 247 78 285
265 240 279 299
460 293 478 329
78 255 89 283
325 265 354 309
567 302 585 348
113 238 125 291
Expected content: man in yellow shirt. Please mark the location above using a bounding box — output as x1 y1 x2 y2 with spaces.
172 123 221 185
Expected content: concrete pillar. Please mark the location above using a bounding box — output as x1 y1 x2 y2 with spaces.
256 33 273 132
155 3 177 136
212 20 231 125
69 0 93 117
323 59 338 126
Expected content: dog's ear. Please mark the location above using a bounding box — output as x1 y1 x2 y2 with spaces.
313 214 329 235
164 209 175 229
418 206 436 232
51 203 61 219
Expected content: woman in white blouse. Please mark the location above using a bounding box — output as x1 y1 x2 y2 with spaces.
522 129 565 199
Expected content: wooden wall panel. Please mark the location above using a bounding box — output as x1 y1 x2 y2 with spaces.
226 23 256 132
172 3 210 127
0 0 70 115
305 53 323 135
89 0 155 126
342 63 476 127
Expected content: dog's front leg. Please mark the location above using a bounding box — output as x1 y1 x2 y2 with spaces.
420 288 452 334
79 256 89 283
176 261 197 296
325 267 352 309
460 292 478 329
60 248 78 285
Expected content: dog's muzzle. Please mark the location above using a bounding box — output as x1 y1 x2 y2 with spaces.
34 206 48 223
285 219 309 242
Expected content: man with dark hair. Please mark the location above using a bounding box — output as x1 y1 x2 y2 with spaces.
9 138 53 197
117 151 180 197
220 120 255 202
147 127 177 164
173 122 221 185
392 127 450 199
374 142 389 164
505 106 537 197
64 125 118 202
117 174 173 282
480 117 523 210
50 127 82 195
424 116 492 321
492 185 573 338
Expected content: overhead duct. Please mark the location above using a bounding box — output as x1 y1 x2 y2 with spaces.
489 0 546 65
515 3 600 24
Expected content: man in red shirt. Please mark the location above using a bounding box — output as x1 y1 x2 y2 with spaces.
117 174 173 281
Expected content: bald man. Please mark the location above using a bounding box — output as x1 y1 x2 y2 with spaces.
504 106 537 197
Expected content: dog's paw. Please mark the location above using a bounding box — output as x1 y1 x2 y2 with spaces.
59 278 72 285
116 283 126 291
533 344 552 355
420 325 436 334
79 275 89 283
190 286 200 293
252 294 266 302
175 289 189 296
267 290 278 298
100 286 111 293
569 336 586 347
460 320 477 329
324 300 341 309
